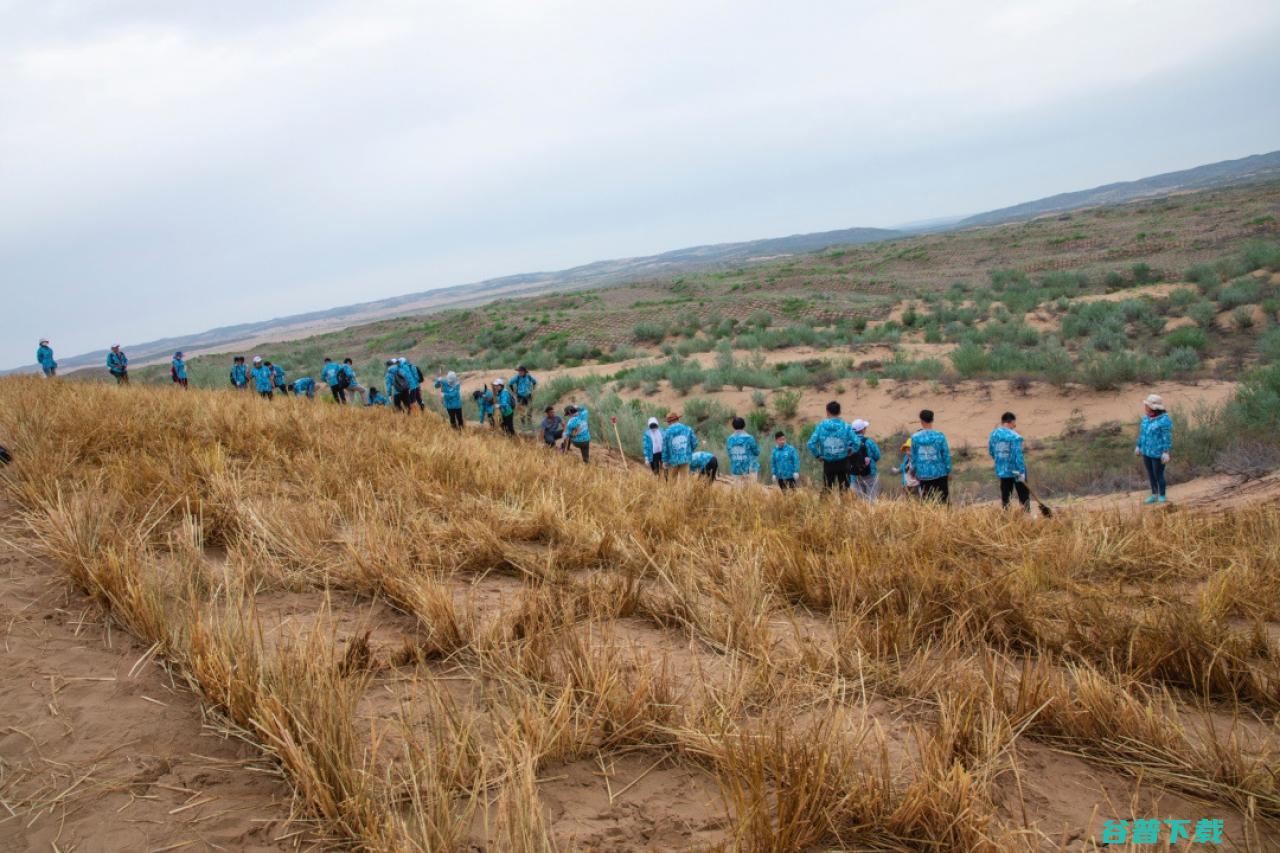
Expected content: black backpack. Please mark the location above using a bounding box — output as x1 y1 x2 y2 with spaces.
392 370 410 393
848 439 872 477
0 444 11 465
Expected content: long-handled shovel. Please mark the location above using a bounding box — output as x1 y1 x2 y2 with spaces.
610 416 627 469
1024 480 1053 518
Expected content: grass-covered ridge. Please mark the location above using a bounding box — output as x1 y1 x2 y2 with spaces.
2 378 1279 849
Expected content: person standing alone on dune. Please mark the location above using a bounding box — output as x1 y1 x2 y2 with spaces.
988 412 1029 512
36 340 56 377
1135 393 1173 505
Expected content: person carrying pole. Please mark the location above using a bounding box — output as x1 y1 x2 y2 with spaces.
910 409 952 504
171 351 188 388
106 345 129 384
725 417 760 486
434 372 465 429
36 340 57 377
270 361 287 395
806 400 859 493
229 356 249 389
849 419 880 502
988 412 1030 512
251 356 274 400
770 431 800 490
1135 393 1173 505
509 366 538 427
643 417 665 474
494 379 516 434
562 405 591 463
662 412 698 476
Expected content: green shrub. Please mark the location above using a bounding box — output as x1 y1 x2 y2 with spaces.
632 322 669 344
1131 262 1161 284
1103 270 1126 291
1163 346 1200 376
683 396 731 426
745 408 771 434
923 324 943 344
1232 305 1256 331
747 310 773 329
1188 301 1217 328
901 307 919 328
1186 263 1220 290
1260 328 1280 364
1218 278 1261 310
1241 240 1280 272
1230 364 1280 432
751 389 768 408
949 341 989 377
1164 326 1207 352
771 390 802 420
1169 287 1198 308
1038 341 1075 387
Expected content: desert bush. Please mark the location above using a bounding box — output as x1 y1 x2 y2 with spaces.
1259 328 1280 364
1164 326 1207 352
771 390 802 420
1218 278 1262 311
1233 306 1257 331
632 322 669 344
949 342 988 378
1163 346 1201 377
1188 301 1218 328
1241 239 1280 272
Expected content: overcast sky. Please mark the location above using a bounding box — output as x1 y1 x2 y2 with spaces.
3 0 1279 368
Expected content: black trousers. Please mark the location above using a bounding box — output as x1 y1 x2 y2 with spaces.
574 441 590 463
394 391 412 412
649 451 663 474
259 390 273 401
447 408 464 429
822 458 850 491
920 476 950 504
410 388 423 409
1000 478 1030 509
331 385 346 404
778 477 797 490
276 384 288 396
501 412 515 434
700 457 719 481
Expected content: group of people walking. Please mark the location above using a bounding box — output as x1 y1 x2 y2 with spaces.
41 338 1175 506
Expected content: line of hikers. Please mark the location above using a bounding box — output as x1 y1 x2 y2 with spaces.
56 338 1173 506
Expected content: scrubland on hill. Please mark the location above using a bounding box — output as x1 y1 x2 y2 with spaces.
3 378 1280 850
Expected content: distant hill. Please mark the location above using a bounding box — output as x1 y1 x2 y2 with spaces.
956 150 1280 228
21 226 900 374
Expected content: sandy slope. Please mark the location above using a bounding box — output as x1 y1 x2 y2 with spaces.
0 501 304 852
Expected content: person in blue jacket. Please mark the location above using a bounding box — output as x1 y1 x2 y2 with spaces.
434 371 465 429
37 340 57 377
509 366 538 427
474 386 495 427
106 345 129 384
229 356 248 389
292 376 316 399
338 358 367 405
494 379 516 434
251 356 274 400
910 409 952 504
398 358 424 411
171 351 188 389
321 358 343 403
725 417 760 484
1135 393 1173 504
988 411 1029 511
366 387 390 406
562 405 591 463
662 412 699 475
269 361 287 395
770 431 800 490
689 450 718 481
643 418 665 474
384 360 406 410
849 419 881 502
806 400 860 492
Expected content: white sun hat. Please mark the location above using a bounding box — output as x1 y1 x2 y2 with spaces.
850 418 870 432
1143 393 1166 411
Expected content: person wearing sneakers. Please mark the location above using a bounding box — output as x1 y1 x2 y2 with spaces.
36 340 57 377
988 412 1029 512
1135 393 1173 504
662 411 699 476
849 419 881 501
643 417 665 474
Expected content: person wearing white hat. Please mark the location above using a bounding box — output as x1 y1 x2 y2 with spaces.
643 417 665 474
106 344 129 384
849 418 881 502
493 378 515 434
251 356 274 400
36 340 57 377
434 371 465 429
1135 393 1173 504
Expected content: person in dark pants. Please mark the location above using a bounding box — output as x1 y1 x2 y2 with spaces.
562 405 590 462
1135 393 1173 504
643 417 664 474
106 345 129 384
910 409 952 505
495 379 515 435
771 431 799 490
690 451 718 481
540 406 564 447
434 372 465 429
806 401 859 493
988 411 1030 512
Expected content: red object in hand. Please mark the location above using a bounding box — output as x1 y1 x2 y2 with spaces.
610 416 617 424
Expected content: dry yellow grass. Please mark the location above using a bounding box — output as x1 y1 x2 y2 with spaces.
2 376 1278 850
